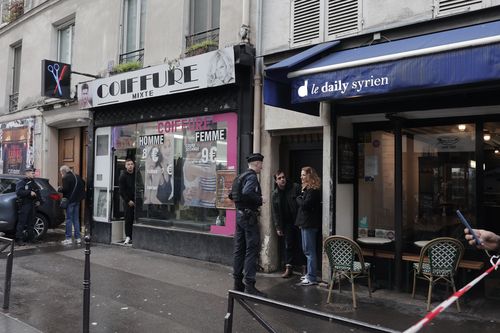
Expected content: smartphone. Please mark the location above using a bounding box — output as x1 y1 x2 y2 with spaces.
456 210 481 246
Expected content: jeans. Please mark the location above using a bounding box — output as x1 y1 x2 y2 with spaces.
233 210 260 285
65 202 81 240
283 223 301 266
301 227 318 282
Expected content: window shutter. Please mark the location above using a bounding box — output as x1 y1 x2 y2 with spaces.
327 0 359 39
291 0 321 47
435 0 484 17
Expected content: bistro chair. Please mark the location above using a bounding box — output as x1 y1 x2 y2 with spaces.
324 236 372 309
411 237 464 311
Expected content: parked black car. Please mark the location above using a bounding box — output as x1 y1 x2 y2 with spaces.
0 175 65 239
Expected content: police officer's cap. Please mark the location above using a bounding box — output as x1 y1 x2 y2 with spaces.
25 166 36 172
246 153 264 163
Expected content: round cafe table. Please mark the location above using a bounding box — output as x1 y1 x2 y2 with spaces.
357 237 394 290
414 240 431 248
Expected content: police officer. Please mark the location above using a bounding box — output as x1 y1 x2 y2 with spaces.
232 153 266 297
15 167 42 246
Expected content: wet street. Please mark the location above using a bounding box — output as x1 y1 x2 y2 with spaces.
0 229 499 332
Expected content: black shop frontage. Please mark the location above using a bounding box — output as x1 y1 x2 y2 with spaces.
81 45 255 265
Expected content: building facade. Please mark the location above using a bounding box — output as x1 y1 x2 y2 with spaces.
261 0 500 287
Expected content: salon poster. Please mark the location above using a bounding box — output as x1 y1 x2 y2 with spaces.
2 142 26 175
139 132 175 205
215 170 236 210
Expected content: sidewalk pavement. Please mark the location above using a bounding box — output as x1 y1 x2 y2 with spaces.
0 231 499 332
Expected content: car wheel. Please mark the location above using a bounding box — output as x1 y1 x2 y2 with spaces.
33 213 49 240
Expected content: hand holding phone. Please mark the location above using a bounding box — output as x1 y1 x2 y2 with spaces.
456 210 481 246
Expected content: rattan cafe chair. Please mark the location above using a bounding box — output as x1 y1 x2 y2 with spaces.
324 235 372 309
411 237 464 311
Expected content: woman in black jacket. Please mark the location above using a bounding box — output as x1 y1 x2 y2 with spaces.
295 166 321 286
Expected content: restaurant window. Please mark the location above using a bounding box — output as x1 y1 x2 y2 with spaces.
483 122 500 235
135 112 237 234
402 124 476 247
357 130 395 240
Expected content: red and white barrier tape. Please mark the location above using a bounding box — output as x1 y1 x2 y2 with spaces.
403 255 500 333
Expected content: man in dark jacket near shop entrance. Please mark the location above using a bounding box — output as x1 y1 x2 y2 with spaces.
271 170 302 278
230 153 266 297
59 165 86 245
119 158 136 245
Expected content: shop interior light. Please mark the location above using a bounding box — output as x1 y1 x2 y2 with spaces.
458 124 466 131
470 160 476 168
484 133 491 141
495 149 499 154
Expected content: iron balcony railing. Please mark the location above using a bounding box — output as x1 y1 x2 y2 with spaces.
119 48 144 64
185 27 219 49
8 92 18 113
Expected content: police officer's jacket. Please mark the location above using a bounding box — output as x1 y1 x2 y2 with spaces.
16 178 41 206
235 169 262 211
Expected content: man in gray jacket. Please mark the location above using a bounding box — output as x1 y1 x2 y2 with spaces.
271 170 302 278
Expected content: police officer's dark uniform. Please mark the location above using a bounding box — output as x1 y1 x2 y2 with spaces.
232 153 266 297
15 167 42 245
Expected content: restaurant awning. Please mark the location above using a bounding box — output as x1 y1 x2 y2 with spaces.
264 20 500 112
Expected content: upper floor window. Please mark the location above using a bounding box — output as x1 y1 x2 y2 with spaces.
186 0 220 50
58 22 74 64
9 43 22 112
121 0 146 63
0 0 24 24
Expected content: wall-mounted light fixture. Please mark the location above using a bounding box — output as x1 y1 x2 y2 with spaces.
458 124 466 131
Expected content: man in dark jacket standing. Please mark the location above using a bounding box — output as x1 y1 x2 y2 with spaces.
15 167 42 246
231 153 266 297
59 165 86 245
119 159 136 245
271 170 302 278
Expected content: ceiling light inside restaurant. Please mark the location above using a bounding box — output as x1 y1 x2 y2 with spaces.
458 124 466 131
484 133 491 141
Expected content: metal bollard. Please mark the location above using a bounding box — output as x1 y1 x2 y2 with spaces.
83 235 91 333
2 238 14 311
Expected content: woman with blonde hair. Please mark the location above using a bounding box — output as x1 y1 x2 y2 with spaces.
295 166 322 286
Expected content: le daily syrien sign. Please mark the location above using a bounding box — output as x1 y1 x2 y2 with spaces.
291 66 392 104
78 47 235 109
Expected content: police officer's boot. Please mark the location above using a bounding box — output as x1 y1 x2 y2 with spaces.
244 282 267 298
233 279 245 292
281 265 293 278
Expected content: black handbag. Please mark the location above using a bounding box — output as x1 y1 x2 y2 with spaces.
60 197 69 209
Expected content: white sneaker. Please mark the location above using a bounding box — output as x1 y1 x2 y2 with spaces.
297 278 318 286
61 239 73 245
124 237 131 245
75 238 82 245
300 275 307 281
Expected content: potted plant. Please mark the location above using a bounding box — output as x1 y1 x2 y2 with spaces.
111 61 143 75
184 40 218 57
5 0 24 23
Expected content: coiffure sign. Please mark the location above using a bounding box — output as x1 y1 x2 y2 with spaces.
79 47 235 108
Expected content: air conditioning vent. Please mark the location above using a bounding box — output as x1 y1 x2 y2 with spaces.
436 0 483 17
327 0 359 38
291 0 321 46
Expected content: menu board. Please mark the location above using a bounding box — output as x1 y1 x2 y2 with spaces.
338 136 355 184
215 170 236 210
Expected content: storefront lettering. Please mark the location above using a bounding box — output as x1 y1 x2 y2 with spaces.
96 65 199 99
195 129 226 142
303 75 390 97
157 116 213 133
138 134 165 146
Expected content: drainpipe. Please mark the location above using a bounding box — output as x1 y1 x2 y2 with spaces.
252 0 262 153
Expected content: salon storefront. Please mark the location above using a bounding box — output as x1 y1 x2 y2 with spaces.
265 20 500 288
81 45 255 265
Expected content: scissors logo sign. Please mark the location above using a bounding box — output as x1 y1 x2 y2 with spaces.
41 60 71 99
